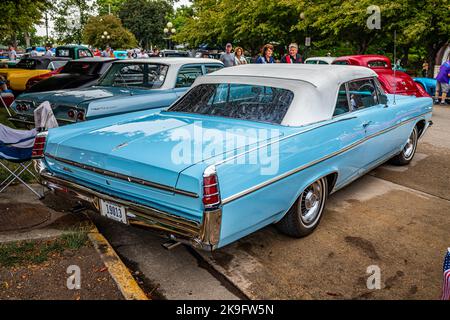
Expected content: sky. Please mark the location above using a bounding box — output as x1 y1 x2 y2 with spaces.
35 0 192 37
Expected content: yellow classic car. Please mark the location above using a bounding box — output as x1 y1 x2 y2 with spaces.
0 56 70 92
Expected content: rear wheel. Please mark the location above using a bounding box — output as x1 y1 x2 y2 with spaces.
276 177 328 237
390 126 418 165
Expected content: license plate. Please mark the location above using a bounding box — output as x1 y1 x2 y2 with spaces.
99 199 128 224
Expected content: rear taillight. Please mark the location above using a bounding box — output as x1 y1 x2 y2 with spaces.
32 132 48 159
77 110 85 121
202 166 221 209
67 109 75 118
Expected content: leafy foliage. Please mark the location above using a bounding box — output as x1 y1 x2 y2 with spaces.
82 15 137 49
52 0 96 44
0 0 50 46
119 0 174 49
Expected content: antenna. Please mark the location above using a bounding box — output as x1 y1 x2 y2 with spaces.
393 30 397 105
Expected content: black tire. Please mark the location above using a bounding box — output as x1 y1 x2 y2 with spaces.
276 177 328 238
390 126 419 166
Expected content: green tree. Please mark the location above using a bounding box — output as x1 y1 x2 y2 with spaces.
0 0 50 47
52 0 95 44
119 0 174 49
82 15 138 49
174 0 302 55
96 0 126 16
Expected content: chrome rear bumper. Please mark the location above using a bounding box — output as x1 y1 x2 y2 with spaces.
39 169 221 251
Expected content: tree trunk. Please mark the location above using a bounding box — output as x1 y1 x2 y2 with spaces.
24 32 31 47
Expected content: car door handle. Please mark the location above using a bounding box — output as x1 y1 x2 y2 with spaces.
362 121 373 128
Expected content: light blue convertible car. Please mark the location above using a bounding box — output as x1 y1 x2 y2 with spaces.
33 64 433 250
11 58 223 126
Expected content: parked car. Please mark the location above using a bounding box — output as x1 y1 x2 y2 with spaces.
304 56 336 64
25 46 46 56
9 58 223 127
159 50 191 57
332 55 429 98
25 57 118 93
33 64 433 250
0 56 70 93
113 50 128 59
55 45 93 60
413 77 437 97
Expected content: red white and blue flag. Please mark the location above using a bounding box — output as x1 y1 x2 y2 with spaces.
442 248 450 300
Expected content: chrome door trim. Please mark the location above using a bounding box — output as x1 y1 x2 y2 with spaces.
221 111 431 205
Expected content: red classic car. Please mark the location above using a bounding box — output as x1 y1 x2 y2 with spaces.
332 55 429 98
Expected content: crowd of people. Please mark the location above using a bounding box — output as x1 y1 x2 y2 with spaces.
219 42 303 67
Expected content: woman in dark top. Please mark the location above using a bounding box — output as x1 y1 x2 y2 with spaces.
255 44 275 64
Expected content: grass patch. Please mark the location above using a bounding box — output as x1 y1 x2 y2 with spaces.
0 107 14 127
61 228 89 250
0 160 37 183
0 228 89 268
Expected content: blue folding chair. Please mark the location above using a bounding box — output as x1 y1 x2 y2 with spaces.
0 124 42 198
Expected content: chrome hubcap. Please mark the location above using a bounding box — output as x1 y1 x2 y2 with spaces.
403 129 417 159
300 180 324 225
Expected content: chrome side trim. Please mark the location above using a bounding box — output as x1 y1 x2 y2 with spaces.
45 153 199 198
221 111 431 204
40 171 221 251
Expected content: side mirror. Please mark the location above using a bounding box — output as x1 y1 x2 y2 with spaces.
379 94 388 106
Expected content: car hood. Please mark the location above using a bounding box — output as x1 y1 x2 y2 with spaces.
46 111 284 189
17 86 149 106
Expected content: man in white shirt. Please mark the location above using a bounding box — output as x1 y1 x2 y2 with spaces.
8 45 17 61
44 45 53 57
30 46 38 57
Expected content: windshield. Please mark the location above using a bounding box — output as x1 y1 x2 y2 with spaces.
168 83 294 124
98 63 168 89
62 61 100 75
15 58 38 69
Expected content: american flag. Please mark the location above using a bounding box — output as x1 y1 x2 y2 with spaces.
442 248 450 300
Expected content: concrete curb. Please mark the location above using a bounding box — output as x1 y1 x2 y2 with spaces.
88 224 149 300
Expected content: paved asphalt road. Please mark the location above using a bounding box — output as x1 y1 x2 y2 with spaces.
91 105 450 300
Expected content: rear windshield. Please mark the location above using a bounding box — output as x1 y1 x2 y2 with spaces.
15 59 39 69
98 63 168 89
367 60 389 68
62 61 100 75
168 83 294 124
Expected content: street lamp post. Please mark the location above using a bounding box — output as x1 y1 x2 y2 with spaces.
163 22 176 50
101 31 111 49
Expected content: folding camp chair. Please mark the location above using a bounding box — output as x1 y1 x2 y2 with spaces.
0 124 42 198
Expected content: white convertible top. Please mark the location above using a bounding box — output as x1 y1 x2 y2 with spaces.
194 64 378 126
205 64 376 88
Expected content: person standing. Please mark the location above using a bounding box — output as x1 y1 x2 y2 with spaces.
220 43 236 67
435 56 450 105
8 45 17 61
30 46 38 57
234 47 247 65
44 45 53 57
280 43 302 64
422 61 429 77
255 44 275 64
